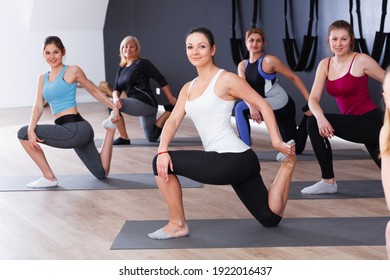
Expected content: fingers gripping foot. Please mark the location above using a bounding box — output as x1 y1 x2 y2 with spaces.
276 139 295 162
102 111 117 129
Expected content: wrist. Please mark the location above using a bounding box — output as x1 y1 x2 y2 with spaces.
157 150 169 156
301 103 309 113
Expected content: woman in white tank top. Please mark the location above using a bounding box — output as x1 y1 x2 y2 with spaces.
148 27 297 240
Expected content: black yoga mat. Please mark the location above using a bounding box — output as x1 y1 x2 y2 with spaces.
256 149 371 162
289 180 384 199
111 216 388 250
0 173 203 192
95 137 202 148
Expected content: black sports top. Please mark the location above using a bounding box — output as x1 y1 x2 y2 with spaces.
113 58 168 107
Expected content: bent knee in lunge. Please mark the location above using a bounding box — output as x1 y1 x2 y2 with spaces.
17 126 29 140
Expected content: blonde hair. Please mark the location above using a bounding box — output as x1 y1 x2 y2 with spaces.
119 36 141 67
245 28 265 42
383 68 390 154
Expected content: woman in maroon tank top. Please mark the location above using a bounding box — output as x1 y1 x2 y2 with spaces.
301 20 385 195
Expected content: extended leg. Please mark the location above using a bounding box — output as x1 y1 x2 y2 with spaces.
268 154 296 216
295 114 309 154
114 98 158 144
99 127 116 176
99 81 113 97
155 111 171 128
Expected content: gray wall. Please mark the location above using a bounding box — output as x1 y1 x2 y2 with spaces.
103 0 387 117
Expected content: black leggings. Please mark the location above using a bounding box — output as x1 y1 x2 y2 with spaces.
152 149 282 227
273 96 308 154
307 109 383 179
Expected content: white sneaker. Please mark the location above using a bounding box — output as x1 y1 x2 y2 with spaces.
102 111 117 129
301 180 337 194
27 177 58 188
276 139 295 162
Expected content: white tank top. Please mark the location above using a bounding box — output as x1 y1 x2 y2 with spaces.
185 69 250 153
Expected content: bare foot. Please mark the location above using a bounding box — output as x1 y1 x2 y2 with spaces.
268 154 296 216
281 154 297 168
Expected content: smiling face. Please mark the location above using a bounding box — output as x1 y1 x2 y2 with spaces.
121 40 138 60
328 28 353 56
185 32 215 67
44 43 65 68
246 33 264 54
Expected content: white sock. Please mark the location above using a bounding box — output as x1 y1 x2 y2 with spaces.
27 177 58 188
276 139 295 162
301 180 337 194
148 228 174 240
102 111 116 129
148 227 189 240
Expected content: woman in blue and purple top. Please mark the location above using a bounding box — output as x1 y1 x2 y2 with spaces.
235 28 311 154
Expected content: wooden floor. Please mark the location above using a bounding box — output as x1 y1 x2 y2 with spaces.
0 101 388 260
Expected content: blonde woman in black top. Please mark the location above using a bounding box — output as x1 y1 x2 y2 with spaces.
107 36 177 145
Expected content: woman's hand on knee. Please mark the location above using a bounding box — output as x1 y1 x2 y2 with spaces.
156 153 173 182
27 131 43 150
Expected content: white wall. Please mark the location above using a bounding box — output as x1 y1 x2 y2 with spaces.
0 0 109 108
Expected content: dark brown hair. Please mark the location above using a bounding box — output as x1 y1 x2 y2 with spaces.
43 36 65 54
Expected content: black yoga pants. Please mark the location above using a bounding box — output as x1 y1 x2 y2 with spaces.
152 149 282 227
307 109 383 179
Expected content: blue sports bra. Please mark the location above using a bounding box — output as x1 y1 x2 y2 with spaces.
43 65 78 115
245 54 277 81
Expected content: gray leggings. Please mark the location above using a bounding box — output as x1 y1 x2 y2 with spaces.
118 98 161 142
17 114 105 179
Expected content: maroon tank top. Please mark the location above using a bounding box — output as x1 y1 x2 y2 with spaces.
325 53 377 115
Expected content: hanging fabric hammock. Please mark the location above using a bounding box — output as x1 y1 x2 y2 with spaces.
230 0 260 66
244 0 261 60
282 0 318 72
371 0 390 68
230 0 246 66
349 0 369 54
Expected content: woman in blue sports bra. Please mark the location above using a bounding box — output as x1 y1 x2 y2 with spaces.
235 28 311 155
17 36 120 188
147 27 296 240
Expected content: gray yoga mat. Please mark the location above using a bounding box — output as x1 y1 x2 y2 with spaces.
0 173 203 192
289 180 384 199
111 216 388 250
95 137 202 147
256 148 371 162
